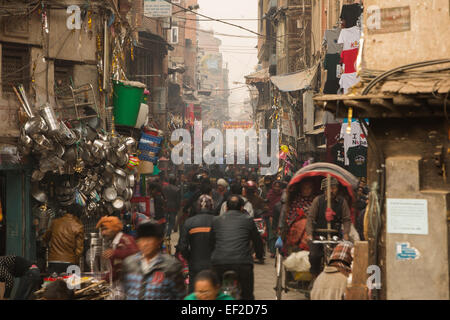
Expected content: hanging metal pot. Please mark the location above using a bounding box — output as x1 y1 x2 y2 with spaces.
124 137 137 153
41 103 60 133
31 184 48 203
31 170 46 182
24 117 43 135
115 168 127 178
124 188 133 201
114 175 127 195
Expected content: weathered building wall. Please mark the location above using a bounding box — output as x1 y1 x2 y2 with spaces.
362 0 450 71
367 118 450 300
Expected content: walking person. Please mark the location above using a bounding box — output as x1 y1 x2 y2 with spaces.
96 216 139 283
177 195 216 293
121 221 185 300
43 204 84 275
210 195 264 300
162 174 181 237
0 256 41 300
266 181 283 258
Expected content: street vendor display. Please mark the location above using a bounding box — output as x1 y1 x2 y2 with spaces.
18 102 139 220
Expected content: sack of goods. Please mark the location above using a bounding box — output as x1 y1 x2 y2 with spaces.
283 251 311 273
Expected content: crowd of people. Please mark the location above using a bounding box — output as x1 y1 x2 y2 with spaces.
0 164 369 300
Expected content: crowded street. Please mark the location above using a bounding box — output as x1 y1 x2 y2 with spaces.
0 0 450 304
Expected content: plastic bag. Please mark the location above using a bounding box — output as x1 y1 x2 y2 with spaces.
283 251 311 273
275 236 283 249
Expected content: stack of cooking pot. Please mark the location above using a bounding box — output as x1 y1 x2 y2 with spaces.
18 103 139 218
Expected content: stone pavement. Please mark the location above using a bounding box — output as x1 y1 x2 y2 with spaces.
253 254 307 300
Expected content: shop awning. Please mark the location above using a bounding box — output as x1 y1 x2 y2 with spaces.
270 64 318 92
245 67 270 85
305 127 324 135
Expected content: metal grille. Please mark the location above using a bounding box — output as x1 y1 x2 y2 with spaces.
1 43 30 94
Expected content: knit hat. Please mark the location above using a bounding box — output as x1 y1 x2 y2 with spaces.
136 220 165 239
328 241 353 276
217 178 229 188
96 216 123 233
196 194 214 212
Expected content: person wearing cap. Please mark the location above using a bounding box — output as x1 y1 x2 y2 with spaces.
121 221 185 300
176 195 216 293
306 177 352 280
212 178 229 215
311 241 353 300
96 216 139 283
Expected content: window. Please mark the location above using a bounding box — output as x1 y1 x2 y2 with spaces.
1 43 30 94
54 59 75 95
171 27 179 44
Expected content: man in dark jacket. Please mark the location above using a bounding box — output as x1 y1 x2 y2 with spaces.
121 221 185 300
162 175 181 237
43 204 84 274
177 195 215 293
210 195 264 300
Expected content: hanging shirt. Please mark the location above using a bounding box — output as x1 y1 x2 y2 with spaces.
324 53 341 94
331 142 346 168
340 121 368 165
347 145 368 178
337 26 361 51
323 28 343 54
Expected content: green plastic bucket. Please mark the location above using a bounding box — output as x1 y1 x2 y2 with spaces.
112 80 146 127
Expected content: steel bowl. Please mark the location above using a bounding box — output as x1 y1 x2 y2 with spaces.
32 185 48 203
124 188 133 201
114 176 127 194
103 187 117 202
24 117 43 135
112 197 125 210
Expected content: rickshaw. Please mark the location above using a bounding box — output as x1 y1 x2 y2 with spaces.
274 163 359 300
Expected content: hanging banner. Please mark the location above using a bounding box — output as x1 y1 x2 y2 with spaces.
223 121 253 130
144 0 172 18
281 110 297 138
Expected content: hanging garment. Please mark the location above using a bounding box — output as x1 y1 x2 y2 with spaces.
325 123 343 163
323 53 341 94
341 48 359 74
331 142 346 169
340 121 368 166
338 26 361 51
347 145 368 178
323 28 343 54
339 72 360 94
340 3 362 28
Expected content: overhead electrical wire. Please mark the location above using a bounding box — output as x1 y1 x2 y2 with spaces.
163 0 282 43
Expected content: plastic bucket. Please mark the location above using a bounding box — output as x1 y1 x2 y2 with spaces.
113 80 146 127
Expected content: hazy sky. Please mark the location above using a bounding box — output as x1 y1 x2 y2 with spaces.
197 0 259 119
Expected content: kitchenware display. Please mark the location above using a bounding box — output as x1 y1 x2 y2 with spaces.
18 114 141 219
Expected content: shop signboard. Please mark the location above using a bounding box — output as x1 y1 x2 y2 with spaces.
144 0 172 18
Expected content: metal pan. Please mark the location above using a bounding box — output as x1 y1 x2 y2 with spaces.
115 168 127 178
114 175 127 194
124 188 133 201
32 184 48 203
127 174 135 188
103 187 117 202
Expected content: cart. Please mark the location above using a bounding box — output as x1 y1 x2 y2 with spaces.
274 163 359 300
